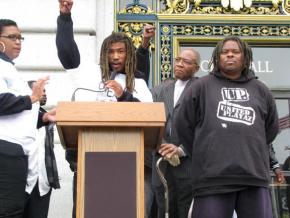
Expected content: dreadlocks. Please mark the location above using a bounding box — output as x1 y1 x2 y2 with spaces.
99 32 136 93
209 36 253 77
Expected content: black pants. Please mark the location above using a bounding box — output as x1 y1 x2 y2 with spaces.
23 182 52 218
65 149 77 218
72 171 77 218
191 187 273 218
154 176 193 218
0 140 27 218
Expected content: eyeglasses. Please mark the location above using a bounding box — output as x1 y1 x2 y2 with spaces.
98 81 115 97
174 57 197 66
0 34 24 42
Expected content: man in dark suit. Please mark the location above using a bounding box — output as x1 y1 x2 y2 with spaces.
152 48 200 218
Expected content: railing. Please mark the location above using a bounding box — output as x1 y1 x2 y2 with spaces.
270 171 290 218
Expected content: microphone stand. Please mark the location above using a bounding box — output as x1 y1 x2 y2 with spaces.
71 87 105 101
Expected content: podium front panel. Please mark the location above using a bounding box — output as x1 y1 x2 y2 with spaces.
76 127 144 218
85 152 136 218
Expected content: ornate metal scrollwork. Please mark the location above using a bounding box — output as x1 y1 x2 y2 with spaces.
282 0 290 14
119 0 153 14
191 6 281 14
161 0 192 13
117 0 289 82
160 0 283 14
160 25 172 80
172 24 289 37
118 22 155 49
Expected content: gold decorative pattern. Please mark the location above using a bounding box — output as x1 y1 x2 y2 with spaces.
159 0 283 14
282 0 290 14
272 0 281 8
161 0 191 14
159 25 173 80
118 22 155 49
171 24 290 36
119 5 154 14
191 6 281 14
116 1 289 83
160 31 172 80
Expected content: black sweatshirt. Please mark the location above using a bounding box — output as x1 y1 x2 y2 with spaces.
175 70 279 196
56 13 80 69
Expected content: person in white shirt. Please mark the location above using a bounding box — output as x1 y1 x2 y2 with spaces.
23 81 60 218
0 19 55 218
63 30 153 218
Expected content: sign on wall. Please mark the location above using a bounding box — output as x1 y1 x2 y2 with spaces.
179 46 290 89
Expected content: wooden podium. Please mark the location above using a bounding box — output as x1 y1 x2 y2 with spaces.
56 102 165 218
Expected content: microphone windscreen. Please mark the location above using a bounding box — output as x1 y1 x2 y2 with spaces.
109 71 117 80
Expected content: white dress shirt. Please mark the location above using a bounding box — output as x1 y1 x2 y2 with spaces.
25 127 51 195
174 79 190 157
174 79 189 107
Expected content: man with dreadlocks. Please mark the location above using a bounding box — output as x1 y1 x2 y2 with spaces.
56 0 154 85
98 31 152 102
175 36 279 218
56 2 154 218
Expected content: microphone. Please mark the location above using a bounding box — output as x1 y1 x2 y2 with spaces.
71 72 117 101
71 87 104 101
109 71 117 80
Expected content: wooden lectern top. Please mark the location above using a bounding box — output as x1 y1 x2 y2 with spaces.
56 102 166 149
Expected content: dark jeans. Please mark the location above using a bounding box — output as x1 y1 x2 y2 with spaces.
0 140 27 218
23 182 52 218
191 187 273 218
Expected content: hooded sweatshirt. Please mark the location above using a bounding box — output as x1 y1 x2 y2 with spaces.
175 69 279 196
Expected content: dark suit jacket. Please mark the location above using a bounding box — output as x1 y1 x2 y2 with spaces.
151 77 197 186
